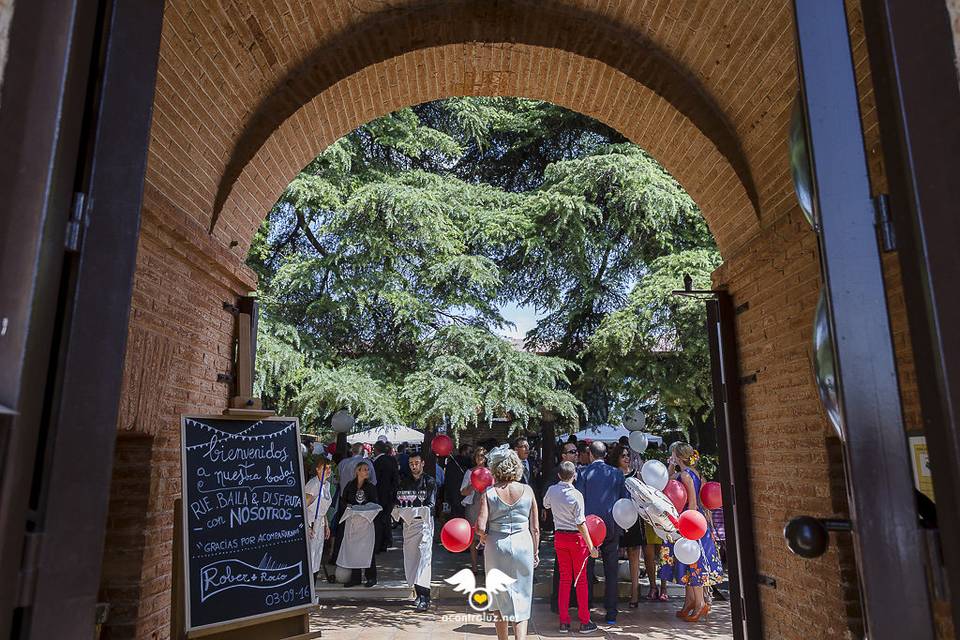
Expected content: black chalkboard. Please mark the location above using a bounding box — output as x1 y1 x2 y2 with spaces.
180 415 314 632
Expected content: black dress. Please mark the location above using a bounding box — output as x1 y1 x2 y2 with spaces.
620 470 645 548
341 479 379 584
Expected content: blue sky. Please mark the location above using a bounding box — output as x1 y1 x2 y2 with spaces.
498 301 544 340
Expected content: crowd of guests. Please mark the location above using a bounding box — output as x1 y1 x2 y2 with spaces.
304 440 438 610
302 433 725 637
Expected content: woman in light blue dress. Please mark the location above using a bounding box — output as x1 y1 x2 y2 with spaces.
477 445 540 640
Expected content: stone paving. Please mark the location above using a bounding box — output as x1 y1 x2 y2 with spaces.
311 534 732 639
309 600 732 639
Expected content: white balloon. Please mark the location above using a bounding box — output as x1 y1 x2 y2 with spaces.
628 430 648 453
674 538 702 565
612 498 639 529
624 476 681 543
641 460 669 491
624 409 646 432
331 409 355 433
335 565 353 584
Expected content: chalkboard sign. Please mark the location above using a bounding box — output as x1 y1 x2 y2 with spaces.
180 415 314 632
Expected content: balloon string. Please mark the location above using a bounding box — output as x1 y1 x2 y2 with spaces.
574 555 589 587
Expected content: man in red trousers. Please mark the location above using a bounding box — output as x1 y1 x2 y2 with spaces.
543 461 599 633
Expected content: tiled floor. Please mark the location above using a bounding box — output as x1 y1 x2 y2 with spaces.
312 534 733 639
309 600 732 639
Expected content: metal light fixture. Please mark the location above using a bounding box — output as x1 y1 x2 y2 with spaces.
813 290 843 439
790 93 816 229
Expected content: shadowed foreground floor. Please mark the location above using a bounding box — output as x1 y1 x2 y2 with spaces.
311 532 733 638
309 599 733 639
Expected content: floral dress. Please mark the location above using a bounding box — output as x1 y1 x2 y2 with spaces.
658 468 724 586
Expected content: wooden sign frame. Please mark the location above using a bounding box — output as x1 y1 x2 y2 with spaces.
178 414 317 637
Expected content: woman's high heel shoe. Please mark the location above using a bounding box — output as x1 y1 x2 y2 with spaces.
675 604 694 618
683 603 711 622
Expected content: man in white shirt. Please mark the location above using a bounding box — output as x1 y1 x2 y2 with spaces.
543 461 599 633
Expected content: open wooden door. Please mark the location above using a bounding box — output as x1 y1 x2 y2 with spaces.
0 2 163 637
705 294 762 640
788 2 936 637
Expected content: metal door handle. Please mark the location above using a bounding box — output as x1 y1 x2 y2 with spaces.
783 516 852 558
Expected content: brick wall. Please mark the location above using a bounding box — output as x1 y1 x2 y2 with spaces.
713 206 863 639
100 2 947 639
98 183 254 638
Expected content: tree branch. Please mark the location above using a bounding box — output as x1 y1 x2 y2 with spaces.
296 210 330 258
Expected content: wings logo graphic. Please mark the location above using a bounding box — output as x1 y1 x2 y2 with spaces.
445 568 516 612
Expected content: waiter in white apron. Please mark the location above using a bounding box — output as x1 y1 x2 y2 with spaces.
394 451 437 612
336 463 382 587
304 457 334 580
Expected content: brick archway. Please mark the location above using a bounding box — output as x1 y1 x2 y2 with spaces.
107 2 902 639
212 41 761 259
149 0 801 263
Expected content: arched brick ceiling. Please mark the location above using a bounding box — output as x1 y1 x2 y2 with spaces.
215 43 760 257
148 0 798 258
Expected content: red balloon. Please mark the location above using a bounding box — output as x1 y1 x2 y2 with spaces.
663 479 688 513
432 434 453 457
678 510 708 540
585 514 607 545
470 466 493 492
441 517 473 552
700 481 723 511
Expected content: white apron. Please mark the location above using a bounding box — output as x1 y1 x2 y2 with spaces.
336 503 382 568
304 475 333 573
393 506 433 589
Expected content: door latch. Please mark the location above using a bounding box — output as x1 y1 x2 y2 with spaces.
65 192 89 253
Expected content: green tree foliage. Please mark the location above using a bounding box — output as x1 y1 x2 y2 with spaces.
585 249 722 448
400 326 584 431
249 98 717 437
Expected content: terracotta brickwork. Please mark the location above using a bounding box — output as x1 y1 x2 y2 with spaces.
100 2 930 638
99 184 256 638
713 206 863 639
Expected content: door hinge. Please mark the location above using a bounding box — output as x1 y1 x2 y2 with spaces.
65 192 89 253
874 193 896 252
16 531 43 608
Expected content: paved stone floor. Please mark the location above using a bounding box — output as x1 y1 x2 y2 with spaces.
311 534 733 639
309 600 733 639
